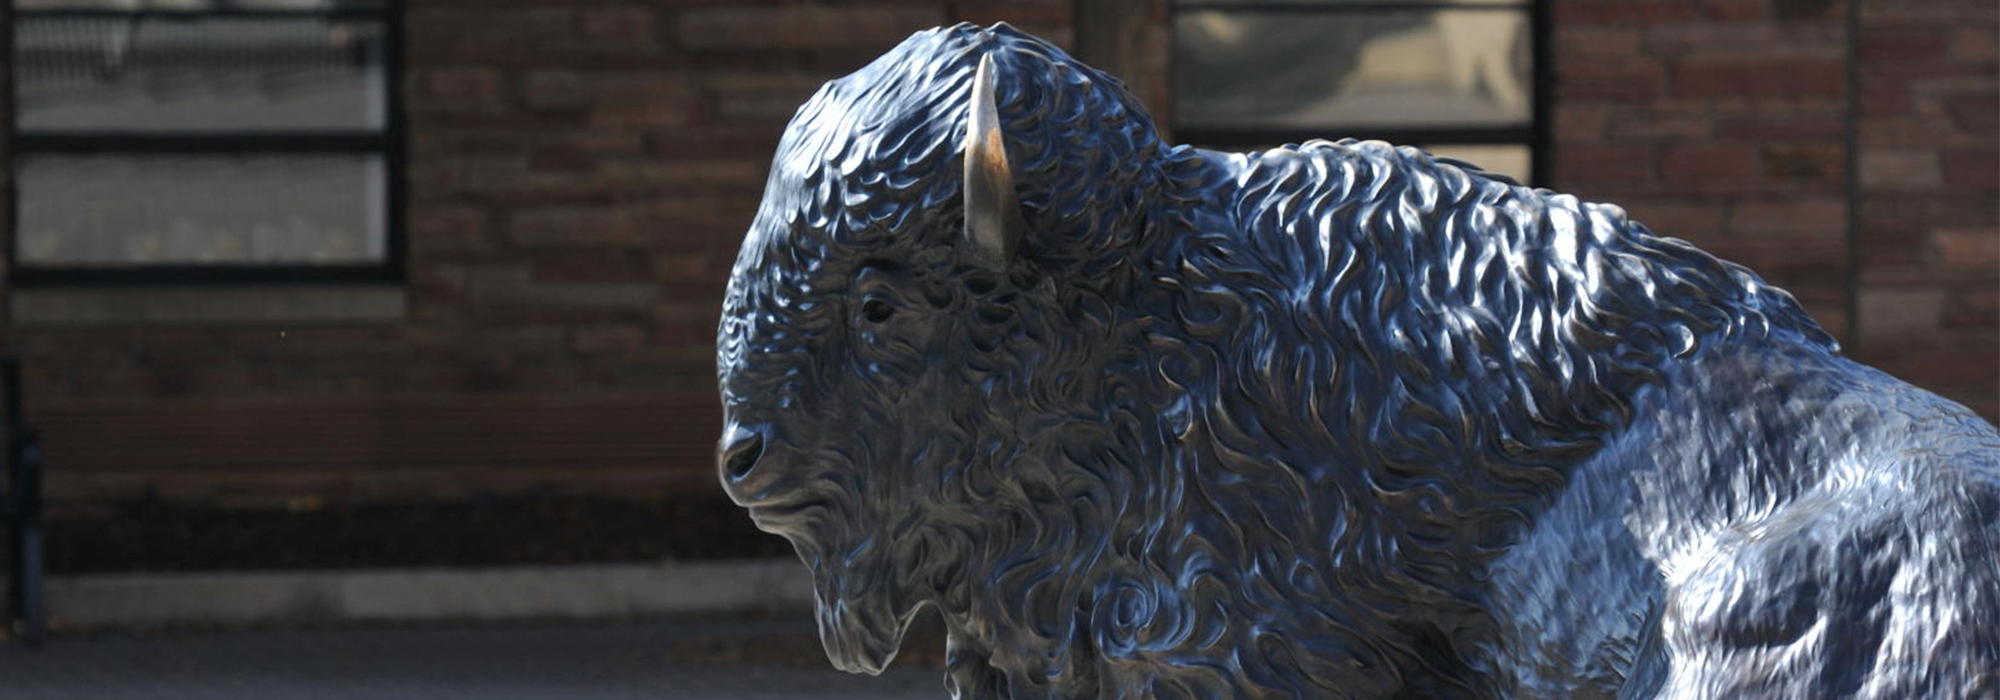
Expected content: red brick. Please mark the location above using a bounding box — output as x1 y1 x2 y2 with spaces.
1558 26 1642 57
467 279 660 321
1941 147 1999 190
647 126 781 161
1553 1 1701 25
455 158 622 206
949 1 1072 27
1614 198 1730 239
532 251 658 283
661 271 732 300
654 318 723 356
1643 24 1843 55
1864 61 2000 88
1726 197 1847 236
1702 239 1846 277
528 145 599 173
1713 110 1845 139
1858 83 1914 116
652 292 717 326
1860 27 1955 61
406 109 578 131
1864 342 2000 390
1605 107 1711 141
588 102 702 128
1860 195 1998 233
1672 57 1845 99
1761 142 1845 183
1944 91 1999 135
554 131 646 156
579 7 655 44
704 73 834 122
1554 105 1613 143
1700 0 1771 20
419 68 506 105
411 206 494 253
1769 0 1847 20
523 70 586 111
677 5 948 51
1859 147 1944 189
1859 2 2000 22
1660 145 1760 180
410 129 533 158
407 9 578 64
1941 285 1999 328
1552 145 1653 188
508 208 649 248
1858 286 1950 343
1949 25 1999 60
1800 300 1848 341
1555 60 1666 102
571 325 651 355
1860 114 1964 145
648 197 762 235
1926 227 2000 271
597 159 766 191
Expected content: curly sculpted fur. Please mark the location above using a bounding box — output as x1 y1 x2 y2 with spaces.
717 24 2000 700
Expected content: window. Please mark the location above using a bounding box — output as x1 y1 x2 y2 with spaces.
7 0 403 285
1172 0 1545 184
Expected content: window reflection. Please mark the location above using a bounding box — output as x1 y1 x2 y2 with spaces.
13 16 386 132
1174 5 1530 130
17 155 387 266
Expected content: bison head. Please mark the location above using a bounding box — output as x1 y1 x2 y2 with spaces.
715 24 1170 677
714 20 1843 700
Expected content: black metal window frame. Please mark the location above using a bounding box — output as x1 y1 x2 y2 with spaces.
2 3 407 287
1169 0 1552 187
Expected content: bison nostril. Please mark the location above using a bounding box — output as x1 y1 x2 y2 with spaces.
720 429 765 481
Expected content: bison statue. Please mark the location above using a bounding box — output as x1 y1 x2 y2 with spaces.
715 23 2000 700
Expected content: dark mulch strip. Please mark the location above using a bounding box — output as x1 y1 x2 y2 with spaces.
42 494 794 574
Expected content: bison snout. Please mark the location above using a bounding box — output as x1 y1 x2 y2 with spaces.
718 422 766 482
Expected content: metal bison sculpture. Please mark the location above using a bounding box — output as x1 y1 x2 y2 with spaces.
715 23 1999 700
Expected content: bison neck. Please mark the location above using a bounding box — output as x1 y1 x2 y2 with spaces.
923 319 1548 699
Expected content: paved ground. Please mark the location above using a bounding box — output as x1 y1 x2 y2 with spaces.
0 618 946 699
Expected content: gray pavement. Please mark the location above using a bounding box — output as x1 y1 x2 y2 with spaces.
0 618 945 700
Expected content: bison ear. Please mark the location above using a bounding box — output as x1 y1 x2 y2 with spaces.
961 52 1025 272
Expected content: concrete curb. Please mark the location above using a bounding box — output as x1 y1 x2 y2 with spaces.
45 559 816 628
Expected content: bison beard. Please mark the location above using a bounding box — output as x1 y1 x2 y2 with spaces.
716 23 2000 700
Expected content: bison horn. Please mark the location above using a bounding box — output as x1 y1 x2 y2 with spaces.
961 52 1024 272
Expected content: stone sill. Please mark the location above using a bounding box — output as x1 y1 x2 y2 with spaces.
10 284 406 326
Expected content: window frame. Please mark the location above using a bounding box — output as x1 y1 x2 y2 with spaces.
1168 0 1551 187
2 2 406 287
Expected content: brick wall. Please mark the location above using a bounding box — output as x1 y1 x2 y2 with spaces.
1852 0 1998 419
1549 0 1997 419
4 1 1073 512
1550 0 1852 337
397 0 1064 414
0 0 1991 557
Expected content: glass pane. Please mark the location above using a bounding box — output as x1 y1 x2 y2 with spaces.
13 15 386 132
1174 8 1532 130
16 154 387 266
1422 143 1531 183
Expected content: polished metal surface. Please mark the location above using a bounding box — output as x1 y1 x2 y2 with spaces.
716 23 2000 699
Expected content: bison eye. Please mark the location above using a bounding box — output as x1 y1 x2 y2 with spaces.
860 298 895 324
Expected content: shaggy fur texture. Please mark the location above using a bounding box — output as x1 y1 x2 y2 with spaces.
717 23 1999 700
